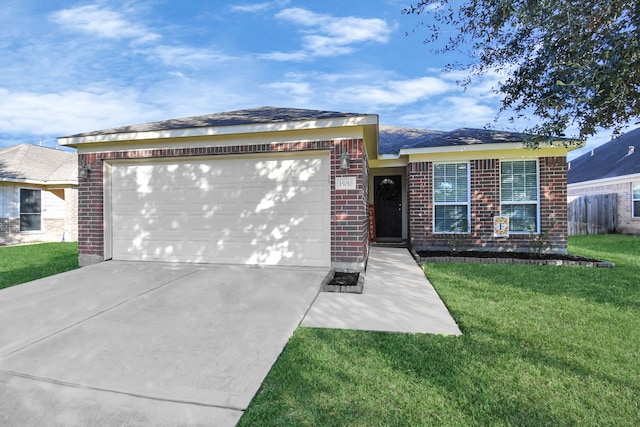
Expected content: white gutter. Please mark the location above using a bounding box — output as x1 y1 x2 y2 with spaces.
399 142 526 155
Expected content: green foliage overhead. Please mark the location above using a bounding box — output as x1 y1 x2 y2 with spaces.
404 1 640 141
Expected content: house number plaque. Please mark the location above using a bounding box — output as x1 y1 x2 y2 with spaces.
335 176 357 190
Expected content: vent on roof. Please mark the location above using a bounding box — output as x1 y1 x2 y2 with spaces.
591 149 595 156
628 146 635 156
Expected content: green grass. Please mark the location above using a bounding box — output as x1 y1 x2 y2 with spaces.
240 234 640 426
0 242 79 290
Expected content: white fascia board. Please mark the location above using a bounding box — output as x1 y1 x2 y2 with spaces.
0 178 77 186
399 142 525 155
43 181 78 187
371 143 528 165
0 178 45 185
72 128 366 155
58 114 379 147
568 173 640 190
377 153 402 160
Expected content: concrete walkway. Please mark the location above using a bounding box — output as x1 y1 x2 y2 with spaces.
303 246 462 335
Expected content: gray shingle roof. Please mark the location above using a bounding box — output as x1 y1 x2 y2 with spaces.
65 106 371 138
378 126 445 155
379 127 533 154
568 127 640 184
59 106 560 156
0 144 77 184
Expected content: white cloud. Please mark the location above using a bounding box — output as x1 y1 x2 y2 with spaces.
49 5 160 44
230 1 290 13
230 3 273 13
399 96 502 130
437 67 506 99
342 76 452 106
259 51 308 62
0 87 159 137
260 81 313 105
147 45 237 68
262 81 312 96
265 7 392 60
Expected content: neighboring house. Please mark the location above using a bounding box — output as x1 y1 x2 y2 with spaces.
568 127 640 235
0 144 78 245
58 107 576 268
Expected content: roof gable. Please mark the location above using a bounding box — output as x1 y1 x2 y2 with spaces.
0 144 77 185
378 127 535 155
568 128 640 184
378 126 445 155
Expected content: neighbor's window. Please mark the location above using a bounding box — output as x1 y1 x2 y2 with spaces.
500 160 539 233
20 188 41 231
433 162 470 233
633 183 640 218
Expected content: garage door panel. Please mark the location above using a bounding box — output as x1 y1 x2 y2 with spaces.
110 155 330 266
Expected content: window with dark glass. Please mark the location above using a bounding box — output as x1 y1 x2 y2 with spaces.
433 162 469 233
20 189 41 231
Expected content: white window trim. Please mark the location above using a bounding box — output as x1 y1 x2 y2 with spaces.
499 159 541 234
433 161 471 234
19 187 44 233
632 182 640 219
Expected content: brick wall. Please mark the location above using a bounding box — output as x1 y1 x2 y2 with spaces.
78 139 369 268
470 159 502 249
64 188 79 242
77 152 105 264
0 218 18 245
539 156 568 252
331 139 369 270
407 156 568 253
407 161 432 247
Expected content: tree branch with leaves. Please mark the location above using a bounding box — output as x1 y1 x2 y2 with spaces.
404 0 639 142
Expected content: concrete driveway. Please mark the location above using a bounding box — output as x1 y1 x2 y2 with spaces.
0 261 326 426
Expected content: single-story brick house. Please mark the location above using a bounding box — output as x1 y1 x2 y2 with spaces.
568 127 640 235
58 107 576 268
0 144 78 245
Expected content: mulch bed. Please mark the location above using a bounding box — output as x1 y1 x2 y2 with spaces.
416 250 598 261
414 250 614 268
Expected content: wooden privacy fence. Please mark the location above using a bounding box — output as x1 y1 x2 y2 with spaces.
568 193 618 235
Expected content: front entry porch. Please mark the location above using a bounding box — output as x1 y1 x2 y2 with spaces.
369 168 407 244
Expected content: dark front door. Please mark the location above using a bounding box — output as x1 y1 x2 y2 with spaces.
374 175 402 238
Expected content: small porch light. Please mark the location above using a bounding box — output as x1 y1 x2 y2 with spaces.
339 150 351 170
78 161 91 179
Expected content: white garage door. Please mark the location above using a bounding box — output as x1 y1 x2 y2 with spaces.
109 153 330 267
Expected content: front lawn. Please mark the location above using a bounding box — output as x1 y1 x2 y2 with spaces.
0 242 79 290
240 235 640 426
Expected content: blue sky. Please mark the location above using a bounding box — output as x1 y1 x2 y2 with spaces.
0 0 609 158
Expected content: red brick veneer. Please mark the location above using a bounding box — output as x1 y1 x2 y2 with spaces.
331 139 369 268
407 157 568 253
77 139 369 267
